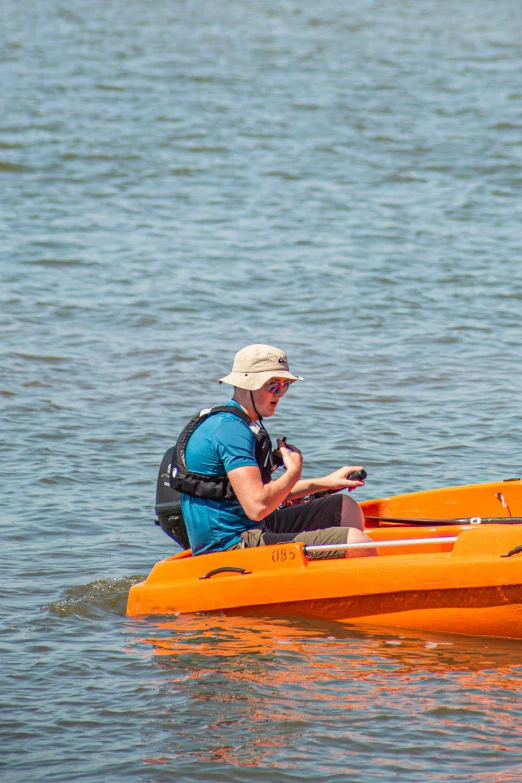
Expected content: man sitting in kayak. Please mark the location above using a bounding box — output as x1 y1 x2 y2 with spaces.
181 345 375 555
180 344 376 557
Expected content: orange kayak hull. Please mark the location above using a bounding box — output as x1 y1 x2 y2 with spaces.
128 480 522 639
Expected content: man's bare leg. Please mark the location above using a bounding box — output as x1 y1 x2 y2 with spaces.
339 494 366 531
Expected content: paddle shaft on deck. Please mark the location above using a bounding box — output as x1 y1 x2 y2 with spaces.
305 536 459 553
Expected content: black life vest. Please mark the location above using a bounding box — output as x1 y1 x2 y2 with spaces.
155 406 273 549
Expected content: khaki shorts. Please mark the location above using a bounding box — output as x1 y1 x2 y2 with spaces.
230 525 349 559
227 496 350 558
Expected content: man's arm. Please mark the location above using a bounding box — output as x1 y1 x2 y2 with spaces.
228 443 303 521
286 466 366 500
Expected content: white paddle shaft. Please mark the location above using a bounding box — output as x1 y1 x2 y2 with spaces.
305 536 458 553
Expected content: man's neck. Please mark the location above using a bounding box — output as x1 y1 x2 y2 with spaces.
231 388 258 421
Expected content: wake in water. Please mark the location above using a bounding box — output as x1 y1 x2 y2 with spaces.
47 575 144 619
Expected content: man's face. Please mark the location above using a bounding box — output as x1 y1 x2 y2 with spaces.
251 378 291 418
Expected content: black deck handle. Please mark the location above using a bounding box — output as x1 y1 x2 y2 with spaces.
501 544 522 558
199 566 252 580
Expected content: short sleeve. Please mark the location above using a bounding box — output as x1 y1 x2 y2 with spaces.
213 416 259 474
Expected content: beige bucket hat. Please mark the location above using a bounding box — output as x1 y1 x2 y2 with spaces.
218 344 304 391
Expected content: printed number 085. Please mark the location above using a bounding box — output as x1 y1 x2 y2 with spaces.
271 548 296 563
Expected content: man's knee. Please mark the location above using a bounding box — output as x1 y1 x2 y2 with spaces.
340 494 365 530
345 527 377 557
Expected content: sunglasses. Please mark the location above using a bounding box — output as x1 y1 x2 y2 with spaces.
266 380 291 394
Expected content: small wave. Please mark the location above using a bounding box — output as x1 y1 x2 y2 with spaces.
187 146 228 153
96 83 126 91
12 352 67 363
492 122 522 130
292 102 322 111
22 257 85 266
381 172 427 183
308 17 333 27
60 152 141 161
171 167 203 176
47 575 143 619
56 8 81 22
0 160 30 172
265 170 300 180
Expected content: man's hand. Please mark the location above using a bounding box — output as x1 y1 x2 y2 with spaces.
276 438 303 479
322 466 365 492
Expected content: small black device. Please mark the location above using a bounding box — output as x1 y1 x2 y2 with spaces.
270 437 287 470
346 469 367 481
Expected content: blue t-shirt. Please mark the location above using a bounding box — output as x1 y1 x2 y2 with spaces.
181 400 262 555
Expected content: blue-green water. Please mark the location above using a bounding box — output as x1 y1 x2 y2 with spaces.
2 0 522 780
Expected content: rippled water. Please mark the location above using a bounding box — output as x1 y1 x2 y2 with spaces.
2 0 522 780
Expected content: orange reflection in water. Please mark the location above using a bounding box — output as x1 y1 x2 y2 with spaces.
129 614 522 775
137 613 522 673
142 614 327 657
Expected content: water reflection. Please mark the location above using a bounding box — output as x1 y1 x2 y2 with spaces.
135 613 522 672
128 615 522 776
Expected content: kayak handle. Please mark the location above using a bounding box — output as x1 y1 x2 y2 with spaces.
199 566 252 580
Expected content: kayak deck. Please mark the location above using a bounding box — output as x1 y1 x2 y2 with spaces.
128 480 522 639
361 478 522 526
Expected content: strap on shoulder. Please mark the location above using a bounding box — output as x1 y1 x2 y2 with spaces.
201 405 268 443
203 405 253 425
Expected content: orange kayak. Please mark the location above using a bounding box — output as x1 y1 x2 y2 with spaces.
127 480 522 640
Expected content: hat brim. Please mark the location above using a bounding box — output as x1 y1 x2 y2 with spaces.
218 370 303 391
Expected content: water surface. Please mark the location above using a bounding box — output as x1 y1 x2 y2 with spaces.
2 0 522 780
